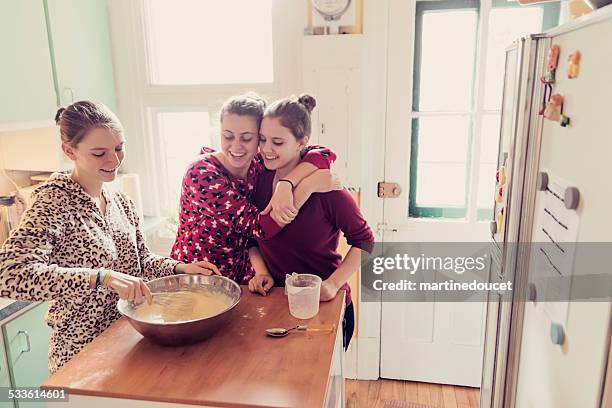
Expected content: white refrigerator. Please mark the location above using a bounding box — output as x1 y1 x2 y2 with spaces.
481 6 612 408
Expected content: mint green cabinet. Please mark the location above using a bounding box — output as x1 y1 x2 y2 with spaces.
3 303 50 408
0 0 117 125
0 0 58 123
46 0 117 111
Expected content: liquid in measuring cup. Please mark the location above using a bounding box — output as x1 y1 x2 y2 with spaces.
286 273 322 319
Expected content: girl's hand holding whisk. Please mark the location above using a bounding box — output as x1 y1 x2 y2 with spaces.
97 270 153 305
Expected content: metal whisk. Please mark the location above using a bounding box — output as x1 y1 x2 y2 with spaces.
130 290 194 313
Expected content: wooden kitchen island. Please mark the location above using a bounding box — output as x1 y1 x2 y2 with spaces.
43 288 345 408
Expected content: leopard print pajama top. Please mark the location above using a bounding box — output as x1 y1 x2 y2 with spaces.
0 172 179 374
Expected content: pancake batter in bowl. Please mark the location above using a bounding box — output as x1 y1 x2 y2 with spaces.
132 290 233 323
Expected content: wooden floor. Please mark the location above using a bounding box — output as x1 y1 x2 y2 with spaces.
346 379 480 408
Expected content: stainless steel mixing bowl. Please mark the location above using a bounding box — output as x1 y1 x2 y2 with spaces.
117 274 241 346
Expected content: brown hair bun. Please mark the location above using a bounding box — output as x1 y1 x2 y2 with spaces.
55 107 66 125
297 94 316 113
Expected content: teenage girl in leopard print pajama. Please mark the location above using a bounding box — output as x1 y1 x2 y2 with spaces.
0 101 219 374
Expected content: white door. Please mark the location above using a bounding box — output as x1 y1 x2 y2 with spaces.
378 0 487 387
378 0 553 386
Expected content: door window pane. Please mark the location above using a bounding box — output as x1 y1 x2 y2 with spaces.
417 162 468 208
413 116 470 208
415 9 478 111
408 1 559 220
144 0 273 85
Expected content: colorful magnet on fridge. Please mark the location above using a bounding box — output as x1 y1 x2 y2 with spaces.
567 50 581 79
542 44 560 84
496 207 505 234
550 322 565 345
495 183 504 204
496 166 507 186
543 94 564 122
560 115 571 127
539 82 553 116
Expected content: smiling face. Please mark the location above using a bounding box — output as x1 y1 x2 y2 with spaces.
259 117 308 171
62 127 125 184
220 114 260 175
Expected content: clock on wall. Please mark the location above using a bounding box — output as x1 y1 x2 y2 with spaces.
311 0 352 34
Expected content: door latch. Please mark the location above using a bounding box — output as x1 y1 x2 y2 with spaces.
377 182 401 198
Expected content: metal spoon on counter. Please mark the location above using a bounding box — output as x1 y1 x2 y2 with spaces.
265 324 335 337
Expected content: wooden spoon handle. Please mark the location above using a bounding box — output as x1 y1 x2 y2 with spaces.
297 324 335 332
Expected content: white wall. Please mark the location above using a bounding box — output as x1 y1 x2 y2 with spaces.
0 153 15 195
0 166 47 197
0 171 32 193
0 126 70 195
0 168 21 196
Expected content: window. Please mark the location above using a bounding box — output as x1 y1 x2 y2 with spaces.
409 0 560 219
132 0 277 234
151 109 212 232
144 0 273 85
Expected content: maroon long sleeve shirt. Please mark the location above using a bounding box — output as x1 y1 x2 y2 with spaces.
250 170 375 305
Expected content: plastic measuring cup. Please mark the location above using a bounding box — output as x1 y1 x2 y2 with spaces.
285 273 322 319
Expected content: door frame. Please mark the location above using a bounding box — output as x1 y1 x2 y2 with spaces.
351 0 388 380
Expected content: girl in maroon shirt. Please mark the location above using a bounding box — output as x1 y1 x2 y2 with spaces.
171 94 338 284
247 94 375 349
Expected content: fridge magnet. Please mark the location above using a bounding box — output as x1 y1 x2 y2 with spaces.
560 114 570 127
567 50 581 79
495 183 504 204
564 186 580 210
496 165 507 186
542 44 560 84
543 93 564 122
496 207 505 234
539 82 553 115
550 322 565 345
